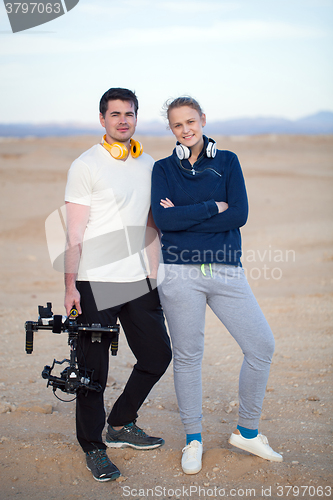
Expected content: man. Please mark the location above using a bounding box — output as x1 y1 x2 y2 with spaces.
64 88 172 482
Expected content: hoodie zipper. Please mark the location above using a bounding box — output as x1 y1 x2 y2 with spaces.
178 160 222 177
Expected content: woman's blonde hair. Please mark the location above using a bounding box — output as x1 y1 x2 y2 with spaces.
163 96 203 122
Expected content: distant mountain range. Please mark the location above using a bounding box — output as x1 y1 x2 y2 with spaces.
1 111 333 137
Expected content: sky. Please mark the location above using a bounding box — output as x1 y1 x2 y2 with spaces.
0 0 333 125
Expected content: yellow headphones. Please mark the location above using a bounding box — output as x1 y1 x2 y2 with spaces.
102 135 143 160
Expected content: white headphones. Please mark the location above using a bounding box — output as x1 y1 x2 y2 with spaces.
176 138 217 160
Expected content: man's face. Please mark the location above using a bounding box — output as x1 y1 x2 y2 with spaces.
99 99 137 145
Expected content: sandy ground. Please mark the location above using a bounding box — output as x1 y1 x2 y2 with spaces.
0 134 332 500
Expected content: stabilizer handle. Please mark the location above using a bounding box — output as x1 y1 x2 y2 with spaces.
25 321 34 354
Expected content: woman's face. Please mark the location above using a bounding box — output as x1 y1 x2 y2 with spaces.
168 106 206 150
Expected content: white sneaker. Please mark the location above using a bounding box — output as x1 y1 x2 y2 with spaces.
229 430 283 462
181 440 203 474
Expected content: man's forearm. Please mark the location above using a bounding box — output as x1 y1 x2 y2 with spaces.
64 241 82 289
64 242 83 315
145 225 161 279
65 272 78 290
145 208 161 279
64 202 90 315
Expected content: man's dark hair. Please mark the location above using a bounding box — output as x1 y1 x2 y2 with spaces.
99 88 139 118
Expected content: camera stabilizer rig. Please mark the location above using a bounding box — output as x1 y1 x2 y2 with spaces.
25 303 119 399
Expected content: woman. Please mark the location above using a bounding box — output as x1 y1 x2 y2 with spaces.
151 97 282 475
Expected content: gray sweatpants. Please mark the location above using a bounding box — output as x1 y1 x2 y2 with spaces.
157 263 275 435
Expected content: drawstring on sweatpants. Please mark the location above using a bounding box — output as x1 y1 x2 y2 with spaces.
200 263 213 277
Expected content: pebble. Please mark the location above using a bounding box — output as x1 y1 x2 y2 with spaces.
116 476 128 483
0 402 12 414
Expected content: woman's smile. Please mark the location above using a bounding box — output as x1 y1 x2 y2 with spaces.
168 106 206 160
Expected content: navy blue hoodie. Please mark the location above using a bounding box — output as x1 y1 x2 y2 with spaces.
151 136 249 266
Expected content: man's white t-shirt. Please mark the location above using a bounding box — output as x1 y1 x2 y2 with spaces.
65 143 154 283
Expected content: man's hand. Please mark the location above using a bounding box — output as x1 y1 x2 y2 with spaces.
215 201 229 213
64 285 82 317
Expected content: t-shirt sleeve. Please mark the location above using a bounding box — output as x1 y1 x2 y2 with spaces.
65 158 92 206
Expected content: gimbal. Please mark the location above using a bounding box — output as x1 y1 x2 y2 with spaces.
25 303 119 398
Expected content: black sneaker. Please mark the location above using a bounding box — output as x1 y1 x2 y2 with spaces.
85 449 121 482
105 421 164 450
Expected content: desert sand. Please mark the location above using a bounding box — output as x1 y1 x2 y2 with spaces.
0 134 332 500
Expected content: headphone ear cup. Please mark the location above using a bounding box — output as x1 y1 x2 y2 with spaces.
176 142 191 160
130 139 143 158
206 139 217 158
110 143 128 160
211 142 217 158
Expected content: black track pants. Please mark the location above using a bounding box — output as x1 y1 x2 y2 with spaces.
75 280 172 453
